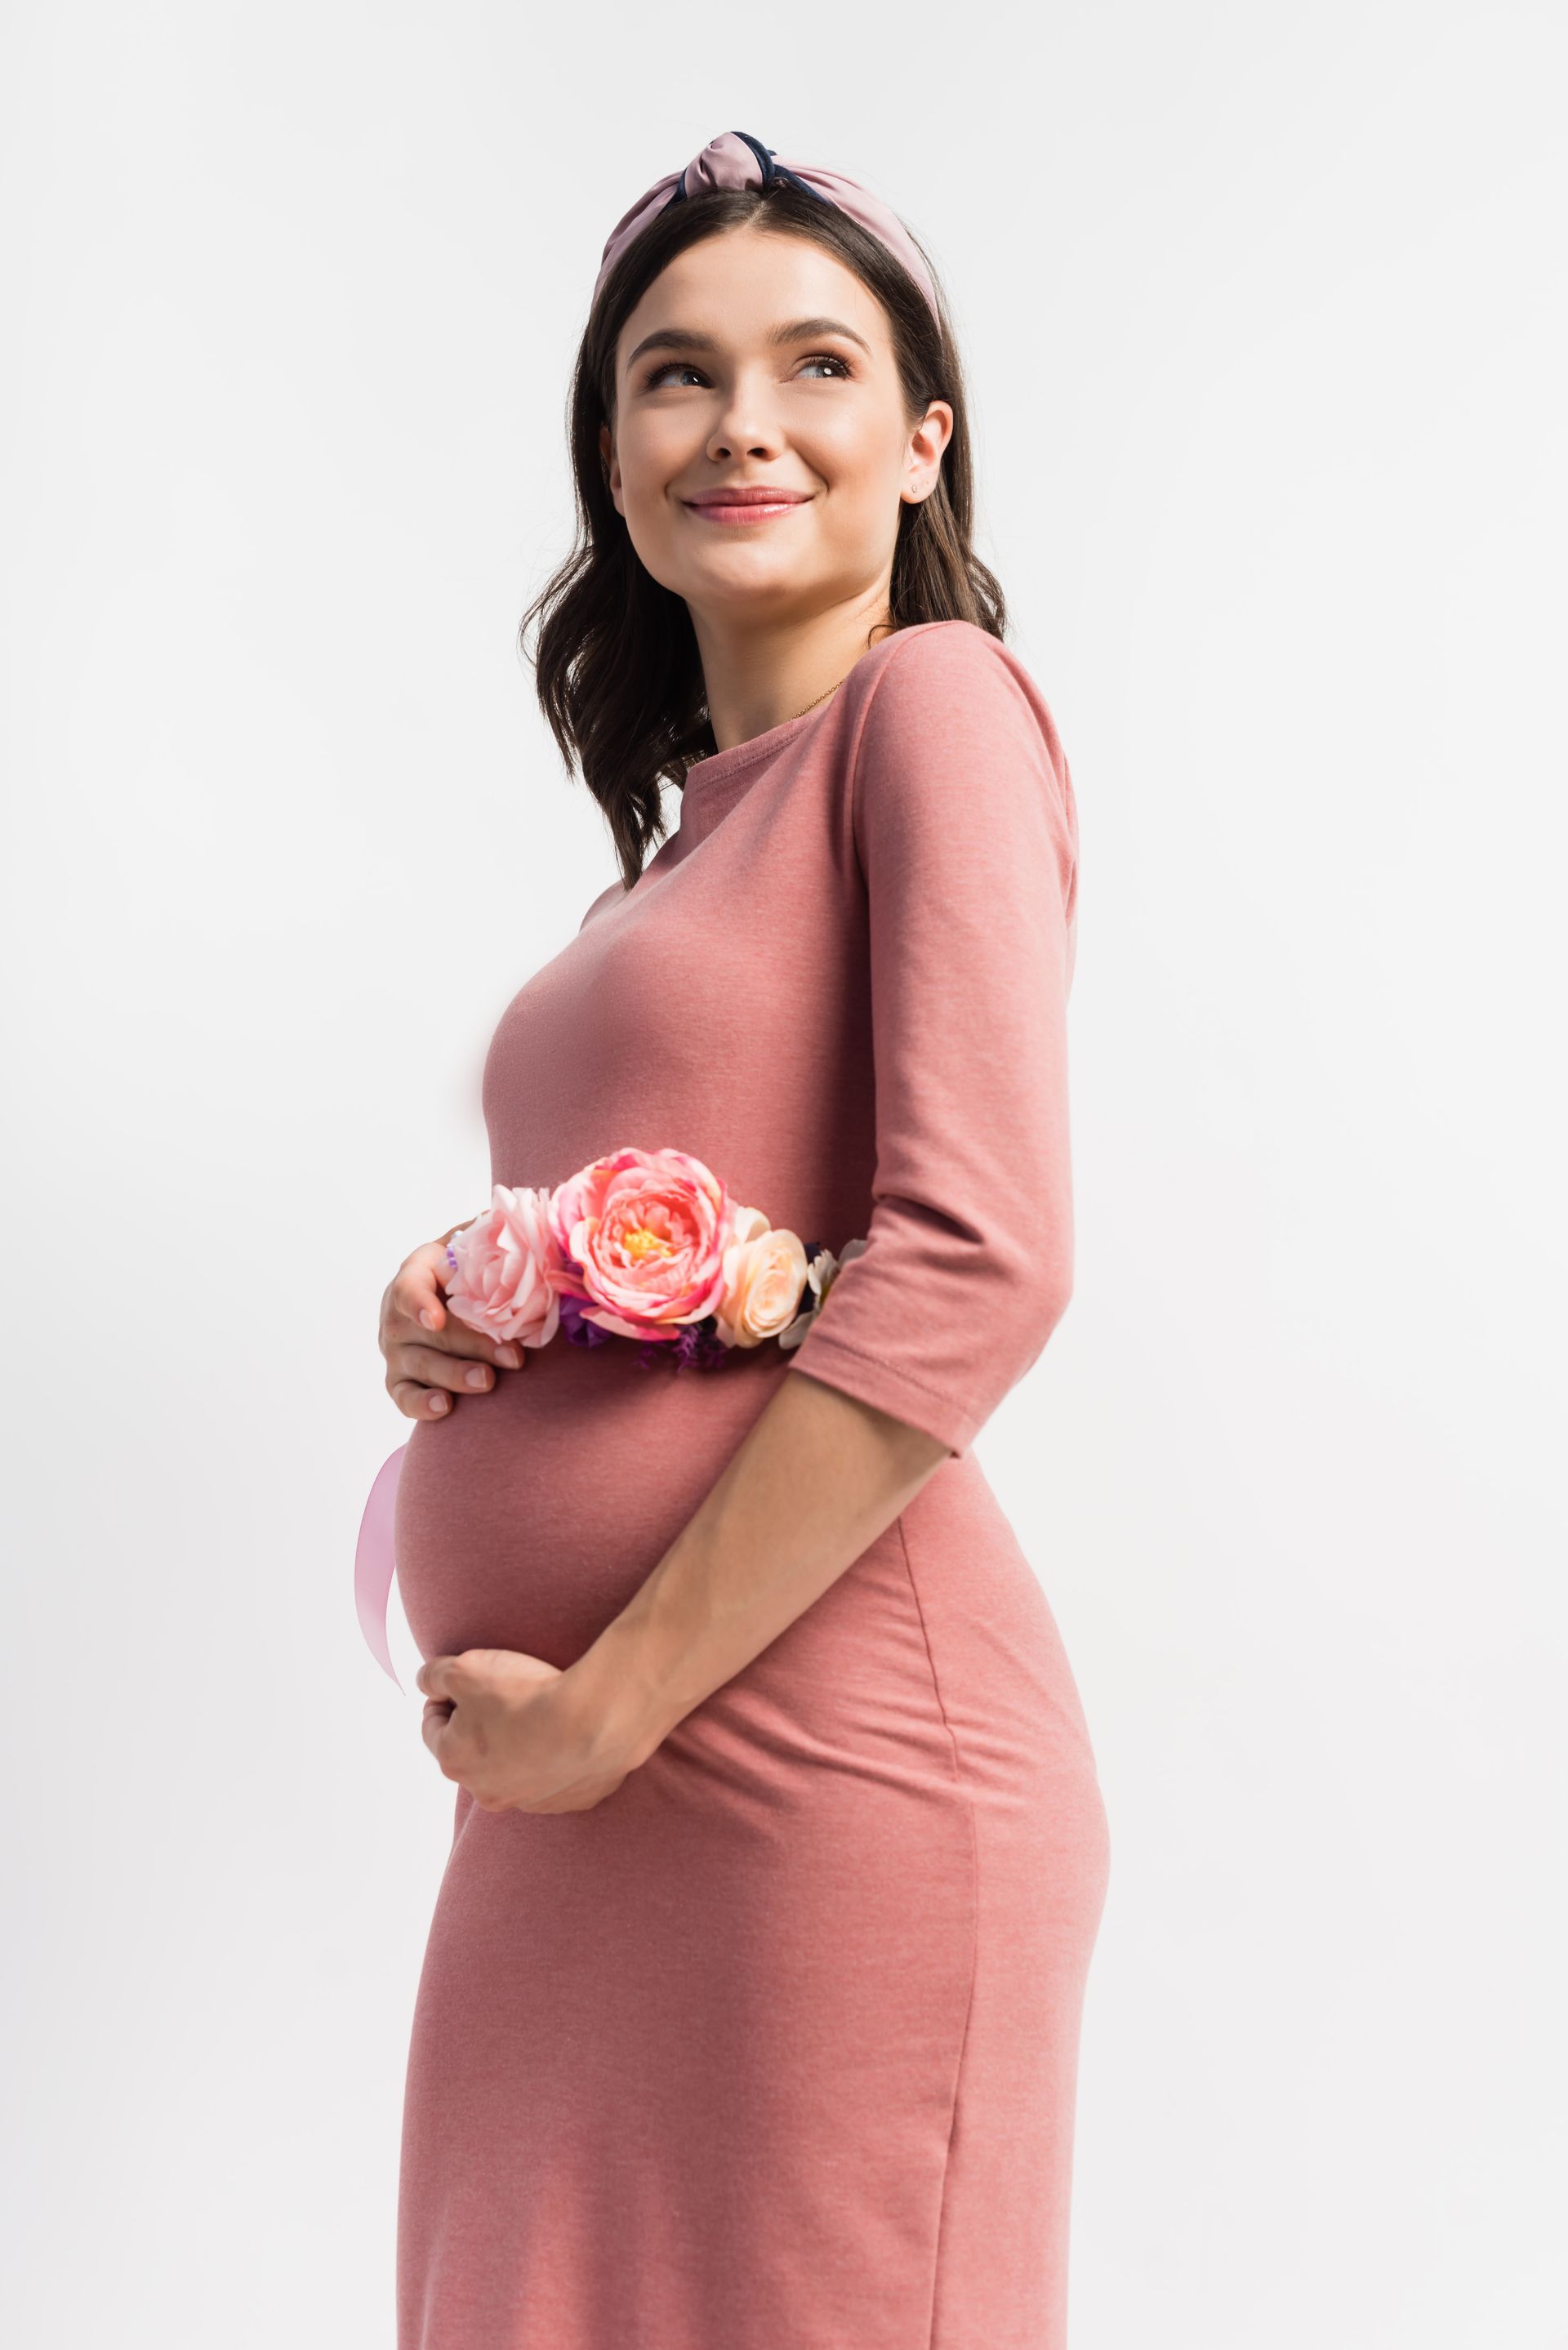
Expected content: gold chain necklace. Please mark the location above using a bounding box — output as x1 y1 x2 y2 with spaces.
700 669 851 751
781 671 851 725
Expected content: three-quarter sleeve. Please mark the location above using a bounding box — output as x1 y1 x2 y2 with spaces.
784 622 1080 1457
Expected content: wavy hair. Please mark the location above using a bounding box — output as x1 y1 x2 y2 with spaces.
519 179 1007 890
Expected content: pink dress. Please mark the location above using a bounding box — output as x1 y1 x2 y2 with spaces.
393 618 1111 2348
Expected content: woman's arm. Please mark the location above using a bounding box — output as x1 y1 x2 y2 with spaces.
564 626 1077 1771
418 1371 948 1808
559 1369 950 1769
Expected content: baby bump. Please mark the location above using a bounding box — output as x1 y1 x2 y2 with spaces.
392 1341 792 1666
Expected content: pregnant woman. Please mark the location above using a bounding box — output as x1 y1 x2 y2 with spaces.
375 130 1111 2350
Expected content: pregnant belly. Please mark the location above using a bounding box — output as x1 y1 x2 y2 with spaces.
393 1338 791 1666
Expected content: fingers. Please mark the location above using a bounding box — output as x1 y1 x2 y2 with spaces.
390 1379 461 1421
384 1349 526 1420
414 1652 630 1813
425 1315 524 1371
418 1662 471 1778
421 1698 461 1772
376 1246 448 1356
380 1232 525 1418
384 1340 525 1419
416 1653 489 1704
390 1241 459 1340
384 1252 523 1371
383 1359 497 1420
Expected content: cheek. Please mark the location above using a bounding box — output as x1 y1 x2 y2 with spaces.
807 417 908 511
614 419 684 516
817 458 902 554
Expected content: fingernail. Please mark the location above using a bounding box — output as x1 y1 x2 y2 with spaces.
420 1308 439 1329
466 1366 489 1389
429 1394 449 1413
497 1345 522 1369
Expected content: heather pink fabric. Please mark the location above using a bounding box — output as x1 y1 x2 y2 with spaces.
394 619 1111 2348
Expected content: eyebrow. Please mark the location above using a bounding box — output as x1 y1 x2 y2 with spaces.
623 315 873 371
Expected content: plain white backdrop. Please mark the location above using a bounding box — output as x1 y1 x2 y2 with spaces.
2 4 1564 2343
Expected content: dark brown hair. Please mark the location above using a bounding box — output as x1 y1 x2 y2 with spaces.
519 180 1007 890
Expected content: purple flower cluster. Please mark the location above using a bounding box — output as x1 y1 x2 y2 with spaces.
555 1288 737 1372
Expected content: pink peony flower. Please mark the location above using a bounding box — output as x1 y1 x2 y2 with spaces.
547 1145 737 1343
714 1207 811 1348
444 1184 565 1348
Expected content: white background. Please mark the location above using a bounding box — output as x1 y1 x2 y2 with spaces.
2 5 1564 2344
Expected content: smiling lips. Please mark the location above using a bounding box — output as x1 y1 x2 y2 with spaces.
684 488 812 527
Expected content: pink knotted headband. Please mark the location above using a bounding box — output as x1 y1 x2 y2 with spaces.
592 128 942 328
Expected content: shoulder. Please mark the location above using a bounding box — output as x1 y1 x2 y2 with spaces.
577 879 626 932
849 618 1040 711
844 620 1073 833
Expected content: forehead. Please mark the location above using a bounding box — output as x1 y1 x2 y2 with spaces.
616 230 889 368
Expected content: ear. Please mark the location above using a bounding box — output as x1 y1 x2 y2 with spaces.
599 421 622 513
905 399 954 502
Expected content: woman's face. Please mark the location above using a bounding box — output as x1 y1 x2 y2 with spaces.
600 228 951 630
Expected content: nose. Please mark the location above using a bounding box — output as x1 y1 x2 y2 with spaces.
706 372 785 465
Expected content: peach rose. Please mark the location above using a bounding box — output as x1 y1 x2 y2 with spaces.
713 1207 811 1349
444 1184 564 1349
547 1145 737 1343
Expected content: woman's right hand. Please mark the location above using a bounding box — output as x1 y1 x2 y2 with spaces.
380 1229 526 1420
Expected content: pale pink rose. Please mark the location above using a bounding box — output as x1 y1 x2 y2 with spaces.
546 1145 737 1342
444 1184 564 1348
714 1208 810 1349
777 1237 869 1349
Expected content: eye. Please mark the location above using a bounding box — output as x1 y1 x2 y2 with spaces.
641 361 706 390
638 351 854 392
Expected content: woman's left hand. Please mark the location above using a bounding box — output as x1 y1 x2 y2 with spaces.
416 1649 638 1813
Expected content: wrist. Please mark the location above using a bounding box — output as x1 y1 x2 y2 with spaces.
557 1615 680 1775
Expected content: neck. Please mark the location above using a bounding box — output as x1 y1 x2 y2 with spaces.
690 600 893 755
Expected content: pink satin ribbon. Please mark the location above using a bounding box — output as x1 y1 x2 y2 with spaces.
354 1443 408 1690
